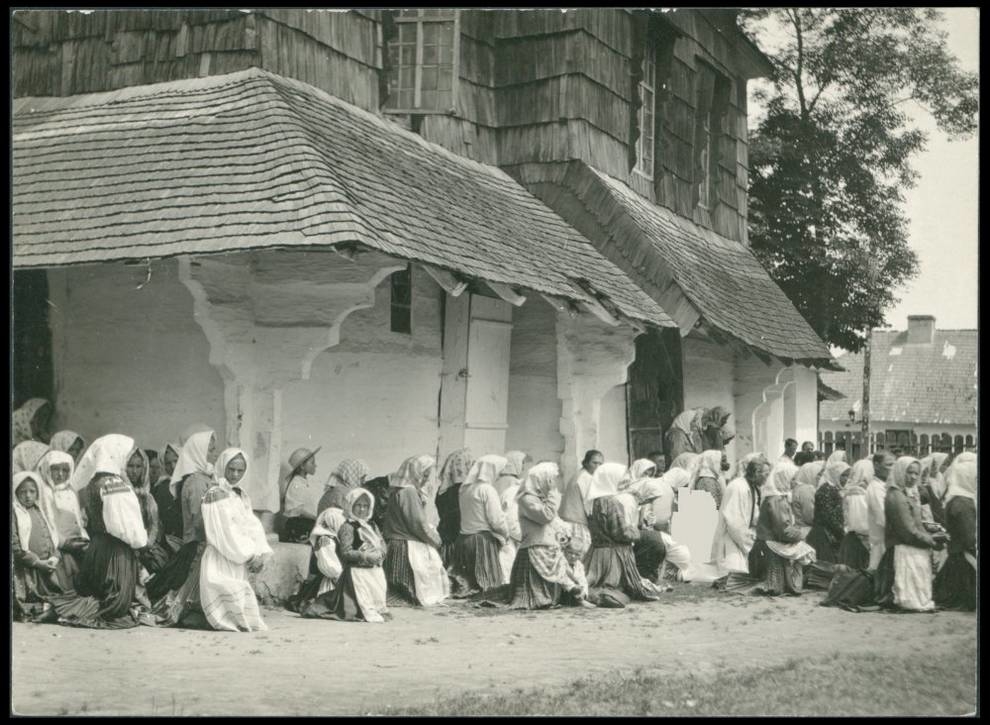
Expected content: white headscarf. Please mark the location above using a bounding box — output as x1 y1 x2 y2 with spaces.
516 461 560 501
620 459 658 490
36 449 75 491
67 434 135 492
35 450 87 541
765 459 799 497
12 441 50 474
659 467 691 489
309 506 348 549
341 487 385 554
827 450 848 465
214 447 249 491
13 471 59 550
690 450 725 493
943 452 977 507
587 462 627 502
462 455 508 489
50 430 86 459
169 429 215 498
822 460 851 489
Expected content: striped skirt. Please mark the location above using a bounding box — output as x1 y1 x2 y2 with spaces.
450 531 504 597
586 544 661 601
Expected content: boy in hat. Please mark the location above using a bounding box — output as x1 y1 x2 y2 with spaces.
281 447 323 543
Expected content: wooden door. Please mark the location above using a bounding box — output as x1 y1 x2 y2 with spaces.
13 270 54 408
626 328 683 461
463 317 512 454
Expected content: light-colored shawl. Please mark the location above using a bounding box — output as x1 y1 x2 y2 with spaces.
764 460 799 498
689 450 724 492
929 452 951 498
943 452 977 507
891 456 921 489
13 471 60 550
389 455 435 490
827 450 848 465
169 429 215 497
35 450 84 540
12 398 49 447
823 460 851 489
37 450 75 491
844 459 874 498
794 461 825 490
341 487 385 553
660 468 691 489
68 434 136 491
437 448 475 497
462 454 508 490
516 461 560 501
670 452 700 473
621 459 658 489
12 441 50 474
494 450 530 496
50 430 85 458
179 423 213 446
309 506 348 549
587 462 627 502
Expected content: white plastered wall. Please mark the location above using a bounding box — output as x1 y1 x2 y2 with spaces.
682 336 738 462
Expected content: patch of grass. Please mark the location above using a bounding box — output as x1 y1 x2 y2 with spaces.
386 644 976 717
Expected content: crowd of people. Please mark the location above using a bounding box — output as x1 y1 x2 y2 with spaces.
11 397 978 631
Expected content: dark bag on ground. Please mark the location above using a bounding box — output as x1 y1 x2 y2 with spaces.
820 566 876 611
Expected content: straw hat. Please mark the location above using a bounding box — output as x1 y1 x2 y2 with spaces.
288 447 321 478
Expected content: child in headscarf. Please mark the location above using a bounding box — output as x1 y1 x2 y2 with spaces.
382 454 449 607
12 472 67 622
199 448 273 631
435 448 474 566
508 462 595 609
933 452 977 611
304 488 389 623
450 455 510 598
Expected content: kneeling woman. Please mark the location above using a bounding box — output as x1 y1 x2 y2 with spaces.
933 452 976 611
60 435 150 627
450 455 510 597
837 460 874 569
585 463 661 603
200 448 273 632
383 454 450 607
304 488 389 623
749 464 816 596
508 462 594 609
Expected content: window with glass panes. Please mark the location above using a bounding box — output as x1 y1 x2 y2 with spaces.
634 54 656 178
386 10 458 112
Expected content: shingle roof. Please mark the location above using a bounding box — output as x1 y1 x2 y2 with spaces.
513 161 833 363
820 329 978 425
12 68 673 328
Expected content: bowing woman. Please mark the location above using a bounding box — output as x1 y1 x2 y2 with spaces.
383 454 450 607
933 452 977 611
58 434 149 628
200 448 273 632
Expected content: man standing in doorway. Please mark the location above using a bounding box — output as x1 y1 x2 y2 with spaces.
866 450 896 570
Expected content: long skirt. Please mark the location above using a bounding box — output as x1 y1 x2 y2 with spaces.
762 550 805 596
154 542 209 628
875 545 936 611
586 544 661 601
507 548 566 610
146 540 199 602
384 539 450 607
436 487 462 567
199 545 267 632
13 562 69 623
838 532 871 570
75 532 140 620
633 529 668 582
302 566 388 623
805 526 839 564
450 531 504 597
933 553 976 611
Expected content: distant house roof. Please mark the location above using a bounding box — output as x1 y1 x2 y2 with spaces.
12 68 674 329
512 161 834 365
820 329 978 426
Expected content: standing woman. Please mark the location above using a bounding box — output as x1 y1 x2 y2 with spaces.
933 452 977 611
435 448 474 566
62 434 149 627
585 462 661 603
199 448 273 632
450 454 509 597
50 431 86 464
12 398 52 447
12 441 50 474
307 488 389 623
509 462 593 609
12 472 70 622
36 450 89 570
805 459 850 563
837 460 874 569
750 465 816 596
875 457 944 612
148 429 218 627
383 454 449 607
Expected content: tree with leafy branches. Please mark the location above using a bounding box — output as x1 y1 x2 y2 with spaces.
740 8 978 352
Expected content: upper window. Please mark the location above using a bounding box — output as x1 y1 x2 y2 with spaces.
693 61 730 210
390 266 412 334
385 10 458 113
633 54 656 178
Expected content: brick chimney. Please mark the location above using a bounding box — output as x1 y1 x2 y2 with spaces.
906 315 936 344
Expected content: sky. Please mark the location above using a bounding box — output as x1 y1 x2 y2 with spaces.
751 8 979 334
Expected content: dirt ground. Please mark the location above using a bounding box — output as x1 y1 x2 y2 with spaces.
11 585 977 716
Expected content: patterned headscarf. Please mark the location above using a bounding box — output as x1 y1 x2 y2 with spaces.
331 459 371 490
169 429 215 497
50 430 86 460
67 434 136 492
823 460 851 489
12 441 50 474
462 455 508 489
389 455 435 491
587 462 627 501
517 461 561 501
437 448 474 497
943 452 977 507
12 398 50 447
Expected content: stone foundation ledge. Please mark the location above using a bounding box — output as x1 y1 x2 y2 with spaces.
246 541 311 606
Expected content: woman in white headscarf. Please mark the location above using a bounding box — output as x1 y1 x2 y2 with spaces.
585 463 661 604
493 451 531 583
382 454 449 607
57 434 149 628
199 447 273 632
749 462 816 596
450 454 509 597
508 462 594 609
12 440 50 474
12 471 69 622
618 460 668 584
147 429 218 627
805 459 851 563
49 430 86 464
36 450 89 569
124 448 172 575
874 456 943 612
790 461 823 538
836 459 874 569
689 450 727 509
290 505 347 615
304 488 389 623
933 452 976 611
